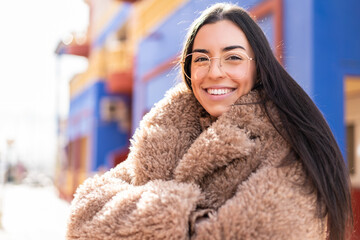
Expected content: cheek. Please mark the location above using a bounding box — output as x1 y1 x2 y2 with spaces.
191 81 203 103
191 80 198 96
248 64 257 86
234 73 255 87
190 72 202 89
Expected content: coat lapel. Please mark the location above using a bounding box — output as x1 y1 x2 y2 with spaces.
174 90 266 183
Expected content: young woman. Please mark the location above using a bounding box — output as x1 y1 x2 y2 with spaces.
67 3 352 240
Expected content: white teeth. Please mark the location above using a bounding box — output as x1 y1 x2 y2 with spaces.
207 88 233 95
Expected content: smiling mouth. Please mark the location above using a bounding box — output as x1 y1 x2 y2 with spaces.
206 88 235 95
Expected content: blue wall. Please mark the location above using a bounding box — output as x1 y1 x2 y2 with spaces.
68 81 130 172
91 81 130 171
68 84 96 141
312 0 360 156
284 0 313 94
283 0 360 157
68 2 132 171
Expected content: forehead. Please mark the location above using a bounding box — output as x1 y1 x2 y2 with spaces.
193 20 251 52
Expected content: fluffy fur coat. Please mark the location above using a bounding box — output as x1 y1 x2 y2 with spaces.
67 83 326 239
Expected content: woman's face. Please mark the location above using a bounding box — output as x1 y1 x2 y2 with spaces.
190 20 256 117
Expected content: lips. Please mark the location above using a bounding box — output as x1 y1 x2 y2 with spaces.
206 88 235 95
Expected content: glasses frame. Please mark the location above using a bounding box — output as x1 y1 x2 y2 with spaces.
181 51 254 81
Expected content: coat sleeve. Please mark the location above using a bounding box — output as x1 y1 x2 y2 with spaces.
66 161 202 240
190 166 324 240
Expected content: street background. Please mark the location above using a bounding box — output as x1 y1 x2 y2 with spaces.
0 183 70 240
0 1 87 239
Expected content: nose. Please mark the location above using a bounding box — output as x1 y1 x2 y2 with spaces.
207 57 225 80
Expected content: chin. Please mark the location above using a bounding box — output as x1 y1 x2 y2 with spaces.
206 107 228 118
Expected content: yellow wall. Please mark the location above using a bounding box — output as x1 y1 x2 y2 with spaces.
131 0 189 45
78 137 89 186
89 0 122 43
70 0 190 98
105 41 133 74
346 76 360 187
69 48 106 99
69 0 126 98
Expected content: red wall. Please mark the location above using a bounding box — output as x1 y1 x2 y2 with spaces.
352 187 360 239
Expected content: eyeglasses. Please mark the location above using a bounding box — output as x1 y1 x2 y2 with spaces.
181 50 254 81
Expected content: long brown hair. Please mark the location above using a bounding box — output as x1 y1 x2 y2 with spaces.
181 3 352 239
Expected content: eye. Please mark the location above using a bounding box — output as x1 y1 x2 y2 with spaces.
193 56 209 63
224 54 243 61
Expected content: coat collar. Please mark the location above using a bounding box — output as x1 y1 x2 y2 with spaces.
130 83 289 185
174 87 272 183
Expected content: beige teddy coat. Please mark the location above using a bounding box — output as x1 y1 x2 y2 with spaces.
67 83 326 240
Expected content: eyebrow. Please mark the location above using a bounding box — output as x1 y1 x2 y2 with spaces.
223 45 246 51
192 45 246 53
192 49 209 54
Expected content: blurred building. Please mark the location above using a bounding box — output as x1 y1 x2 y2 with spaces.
55 0 360 237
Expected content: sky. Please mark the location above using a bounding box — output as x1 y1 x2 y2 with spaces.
0 0 89 174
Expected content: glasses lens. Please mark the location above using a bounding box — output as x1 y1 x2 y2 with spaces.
220 51 251 80
183 53 210 80
182 51 251 80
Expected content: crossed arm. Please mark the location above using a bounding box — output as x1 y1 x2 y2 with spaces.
67 158 320 240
